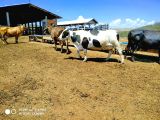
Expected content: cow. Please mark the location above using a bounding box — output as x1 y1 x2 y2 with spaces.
0 26 9 44
44 26 70 54
125 29 160 63
59 29 124 63
3 25 27 44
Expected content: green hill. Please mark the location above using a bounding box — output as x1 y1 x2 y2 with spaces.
118 23 160 38
137 23 160 31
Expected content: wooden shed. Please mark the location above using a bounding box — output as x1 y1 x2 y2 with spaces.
0 3 62 35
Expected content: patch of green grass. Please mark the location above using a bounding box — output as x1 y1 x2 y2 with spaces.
118 31 129 38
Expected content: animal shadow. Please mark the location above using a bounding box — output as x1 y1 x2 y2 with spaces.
54 48 72 54
65 57 119 63
127 53 158 63
5 42 28 45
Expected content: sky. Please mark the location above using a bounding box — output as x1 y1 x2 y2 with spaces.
0 0 160 28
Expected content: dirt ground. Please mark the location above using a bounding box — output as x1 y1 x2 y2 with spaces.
0 36 160 120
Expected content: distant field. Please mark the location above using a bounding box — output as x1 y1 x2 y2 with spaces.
118 23 160 38
138 24 160 31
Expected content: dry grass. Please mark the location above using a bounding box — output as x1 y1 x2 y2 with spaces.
0 36 160 120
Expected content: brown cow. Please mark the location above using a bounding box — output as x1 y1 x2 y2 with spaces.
4 25 27 44
45 26 70 54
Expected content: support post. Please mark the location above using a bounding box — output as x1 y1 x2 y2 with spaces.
45 16 48 27
6 12 10 26
27 23 30 35
31 22 34 34
35 22 37 34
39 21 42 34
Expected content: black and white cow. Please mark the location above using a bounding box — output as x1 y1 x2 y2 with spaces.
125 29 160 63
59 29 124 63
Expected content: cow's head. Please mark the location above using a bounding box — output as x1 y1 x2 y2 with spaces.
125 30 144 52
23 26 28 31
19 25 27 32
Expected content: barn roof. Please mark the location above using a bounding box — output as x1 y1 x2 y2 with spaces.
0 3 62 26
57 16 98 26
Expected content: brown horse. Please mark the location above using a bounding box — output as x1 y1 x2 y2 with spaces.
45 26 70 54
4 25 27 44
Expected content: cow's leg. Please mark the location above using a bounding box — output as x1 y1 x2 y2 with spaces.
77 49 81 58
116 46 124 63
131 51 135 62
2 35 8 44
74 43 82 58
66 39 70 54
123 49 127 59
58 40 62 53
106 50 113 61
60 42 63 53
15 36 18 43
3 37 8 44
83 49 87 62
54 39 58 50
1 38 5 44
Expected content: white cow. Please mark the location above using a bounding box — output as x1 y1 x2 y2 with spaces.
59 29 124 63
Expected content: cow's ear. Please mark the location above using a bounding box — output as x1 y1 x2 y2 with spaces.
135 34 143 41
135 36 141 41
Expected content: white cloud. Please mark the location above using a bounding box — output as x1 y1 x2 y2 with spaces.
125 18 147 27
77 16 85 20
109 18 155 28
147 20 155 25
109 19 121 27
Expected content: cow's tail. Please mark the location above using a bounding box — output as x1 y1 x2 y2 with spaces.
116 33 119 41
114 33 120 54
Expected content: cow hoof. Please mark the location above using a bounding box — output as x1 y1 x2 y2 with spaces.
83 59 87 62
66 51 71 54
105 58 110 61
83 57 87 62
77 56 82 59
131 59 135 62
3 42 8 45
131 57 135 62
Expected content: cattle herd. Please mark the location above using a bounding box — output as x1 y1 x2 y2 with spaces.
0 25 160 64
